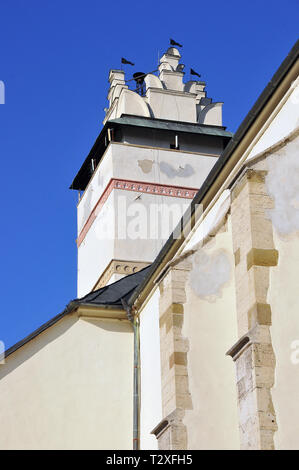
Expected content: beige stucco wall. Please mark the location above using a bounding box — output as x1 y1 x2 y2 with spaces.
269 229 299 449
182 217 240 449
0 312 133 450
251 112 299 448
140 289 163 449
246 81 299 162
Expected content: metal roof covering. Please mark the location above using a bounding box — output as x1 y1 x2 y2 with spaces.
108 115 233 138
73 265 152 308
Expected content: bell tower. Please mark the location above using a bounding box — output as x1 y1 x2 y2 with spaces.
70 47 232 297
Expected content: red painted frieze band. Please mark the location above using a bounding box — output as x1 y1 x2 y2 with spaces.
77 178 198 247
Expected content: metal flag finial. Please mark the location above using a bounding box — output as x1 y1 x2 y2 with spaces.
190 68 201 78
170 38 183 48
121 57 135 66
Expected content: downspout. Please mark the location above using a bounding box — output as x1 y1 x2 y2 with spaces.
121 299 140 450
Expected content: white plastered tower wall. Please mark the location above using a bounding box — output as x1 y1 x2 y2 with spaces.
76 46 229 296
77 144 220 296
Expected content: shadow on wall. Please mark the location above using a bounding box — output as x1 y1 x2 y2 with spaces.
0 314 133 381
82 317 132 334
159 162 195 179
0 314 79 380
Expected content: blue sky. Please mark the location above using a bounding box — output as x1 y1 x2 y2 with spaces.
0 0 298 350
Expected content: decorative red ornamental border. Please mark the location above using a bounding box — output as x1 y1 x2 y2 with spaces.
77 178 198 247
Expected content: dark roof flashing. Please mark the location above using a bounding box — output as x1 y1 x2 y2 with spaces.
76 265 152 307
111 114 230 132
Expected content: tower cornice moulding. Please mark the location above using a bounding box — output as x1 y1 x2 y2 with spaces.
92 259 151 290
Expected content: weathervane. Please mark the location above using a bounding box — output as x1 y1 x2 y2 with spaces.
121 57 135 70
190 68 201 79
170 38 183 48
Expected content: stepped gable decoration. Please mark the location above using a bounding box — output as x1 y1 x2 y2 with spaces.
104 45 223 127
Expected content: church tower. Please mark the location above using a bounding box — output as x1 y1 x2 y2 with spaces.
70 46 232 297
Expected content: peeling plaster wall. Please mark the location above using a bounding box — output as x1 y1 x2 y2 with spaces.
190 248 231 300
265 136 299 236
140 289 163 449
266 136 299 449
246 82 299 161
270 230 299 449
0 314 133 450
182 218 240 449
159 161 195 179
111 143 218 188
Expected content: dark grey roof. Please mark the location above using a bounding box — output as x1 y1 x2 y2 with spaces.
4 265 152 359
109 115 233 138
73 264 151 308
